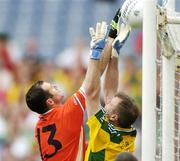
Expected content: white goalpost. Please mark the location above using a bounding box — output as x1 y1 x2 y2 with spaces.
163 2 175 161
142 0 180 161
161 1 175 161
142 1 157 161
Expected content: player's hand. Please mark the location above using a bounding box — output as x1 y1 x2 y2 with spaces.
112 23 131 58
89 21 108 60
108 9 121 39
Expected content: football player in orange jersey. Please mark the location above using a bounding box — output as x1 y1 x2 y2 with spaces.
25 21 112 161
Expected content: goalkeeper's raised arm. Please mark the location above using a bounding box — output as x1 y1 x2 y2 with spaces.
82 9 122 118
84 8 139 161
104 23 131 104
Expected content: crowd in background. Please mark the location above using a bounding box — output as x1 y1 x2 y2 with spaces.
0 30 142 161
0 0 144 161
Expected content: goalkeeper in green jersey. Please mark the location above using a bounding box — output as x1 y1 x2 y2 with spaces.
82 9 139 161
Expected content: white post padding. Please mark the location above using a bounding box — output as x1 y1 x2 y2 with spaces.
142 0 157 161
162 56 175 161
162 0 175 161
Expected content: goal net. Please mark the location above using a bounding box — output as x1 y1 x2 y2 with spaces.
157 8 180 161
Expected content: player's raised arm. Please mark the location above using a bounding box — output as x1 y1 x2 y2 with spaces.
99 8 121 75
81 22 108 118
103 24 131 104
84 9 139 161
82 9 122 118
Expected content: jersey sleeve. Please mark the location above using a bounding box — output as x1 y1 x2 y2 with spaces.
72 87 86 112
127 131 136 152
128 141 135 152
64 87 86 113
61 88 86 133
87 108 105 130
86 108 108 152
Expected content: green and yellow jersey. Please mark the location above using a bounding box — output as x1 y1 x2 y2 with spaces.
85 108 137 161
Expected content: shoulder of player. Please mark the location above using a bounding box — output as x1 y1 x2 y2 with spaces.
37 107 62 121
87 108 137 138
111 125 137 137
87 107 105 123
64 94 85 112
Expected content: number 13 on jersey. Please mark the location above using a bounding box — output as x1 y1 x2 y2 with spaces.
37 123 62 159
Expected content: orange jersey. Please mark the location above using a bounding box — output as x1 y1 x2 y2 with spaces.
35 89 86 161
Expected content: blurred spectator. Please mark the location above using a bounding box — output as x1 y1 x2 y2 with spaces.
21 38 53 85
55 38 89 70
119 56 142 106
55 39 89 96
0 33 19 81
0 0 144 160
134 31 142 56
0 34 14 71
23 38 44 64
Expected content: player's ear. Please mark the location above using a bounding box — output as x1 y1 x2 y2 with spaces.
109 113 118 122
46 98 55 106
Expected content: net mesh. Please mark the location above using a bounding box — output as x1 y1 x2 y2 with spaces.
167 11 180 161
157 9 180 161
166 11 180 52
155 58 163 161
174 70 180 161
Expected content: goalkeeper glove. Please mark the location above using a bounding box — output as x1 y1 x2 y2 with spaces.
89 21 108 60
108 9 121 39
112 23 131 58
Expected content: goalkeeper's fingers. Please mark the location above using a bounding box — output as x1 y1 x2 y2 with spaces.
96 22 101 38
118 23 131 42
101 21 108 39
111 24 131 58
89 27 95 40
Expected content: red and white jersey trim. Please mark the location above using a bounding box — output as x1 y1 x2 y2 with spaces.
79 87 86 99
73 94 85 112
73 87 86 112
75 126 84 161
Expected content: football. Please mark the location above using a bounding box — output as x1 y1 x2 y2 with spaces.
120 0 143 28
